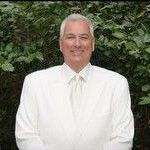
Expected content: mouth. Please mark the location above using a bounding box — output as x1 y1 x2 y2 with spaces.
71 50 83 56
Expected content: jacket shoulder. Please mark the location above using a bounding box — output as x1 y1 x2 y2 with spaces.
25 65 62 82
91 65 127 83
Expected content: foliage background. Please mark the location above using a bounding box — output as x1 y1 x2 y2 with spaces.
0 1 150 149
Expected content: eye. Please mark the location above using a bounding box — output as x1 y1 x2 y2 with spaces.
80 36 89 40
68 36 75 39
65 35 75 40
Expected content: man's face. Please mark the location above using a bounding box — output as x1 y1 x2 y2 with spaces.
59 20 95 70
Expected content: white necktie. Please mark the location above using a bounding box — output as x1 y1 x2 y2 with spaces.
71 75 83 119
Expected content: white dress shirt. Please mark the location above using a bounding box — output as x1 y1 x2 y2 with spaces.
15 63 134 150
63 63 90 121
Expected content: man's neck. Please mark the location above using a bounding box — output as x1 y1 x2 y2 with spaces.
65 63 89 73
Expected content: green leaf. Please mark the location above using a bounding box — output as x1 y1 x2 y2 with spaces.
8 52 18 60
112 32 125 39
104 37 109 45
142 84 150 92
5 43 13 52
0 31 3 37
104 50 111 56
98 35 105 42
125 41 137 50
137 29 144 36
15 56 33 63
145 47 150 54
137 10 146 18
139 96 150 105
36 39 44 48
1 62 14 72
144 33 150 43
133 36 143 48
128 50 140 58
0 56 6 65
35 52 44 62
122 20 133 27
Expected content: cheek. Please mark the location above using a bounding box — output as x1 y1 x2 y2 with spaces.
84 41 93 48
62 42 73 50
84 43 93 52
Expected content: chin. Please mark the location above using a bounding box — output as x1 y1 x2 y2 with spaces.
72 58 82 63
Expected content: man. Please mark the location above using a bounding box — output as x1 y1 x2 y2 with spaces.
15 14 134 150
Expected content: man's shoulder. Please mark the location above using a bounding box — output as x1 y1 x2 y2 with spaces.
91 65 127 83
25 65 63 81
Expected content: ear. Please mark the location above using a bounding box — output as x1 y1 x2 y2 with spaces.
59 39 63 52
92 37 95 52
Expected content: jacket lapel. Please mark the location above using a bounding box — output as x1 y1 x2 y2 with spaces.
75 78 105 142
52 80 76 145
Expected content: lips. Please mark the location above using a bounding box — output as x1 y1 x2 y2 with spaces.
71 49 83 55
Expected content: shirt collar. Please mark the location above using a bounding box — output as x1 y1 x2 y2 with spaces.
62 63 91 84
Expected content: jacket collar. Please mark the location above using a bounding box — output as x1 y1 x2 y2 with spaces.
62 63 91 84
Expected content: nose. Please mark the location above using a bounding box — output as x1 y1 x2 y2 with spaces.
74 37 81 48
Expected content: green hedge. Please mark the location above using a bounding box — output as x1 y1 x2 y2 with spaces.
0 1 150 149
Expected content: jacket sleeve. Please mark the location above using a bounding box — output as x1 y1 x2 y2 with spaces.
105 77 134 150
15 76 48 150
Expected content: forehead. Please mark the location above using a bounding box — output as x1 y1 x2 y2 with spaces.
64 20 91 35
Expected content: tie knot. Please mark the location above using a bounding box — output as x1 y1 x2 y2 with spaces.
75 74 82 83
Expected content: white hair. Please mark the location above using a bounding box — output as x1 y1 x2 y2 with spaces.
60 14 94 39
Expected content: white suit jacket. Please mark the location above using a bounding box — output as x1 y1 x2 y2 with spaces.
15 64 134 150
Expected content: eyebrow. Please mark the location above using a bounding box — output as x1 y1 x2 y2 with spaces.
65 33 90 37
80 34 89 37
